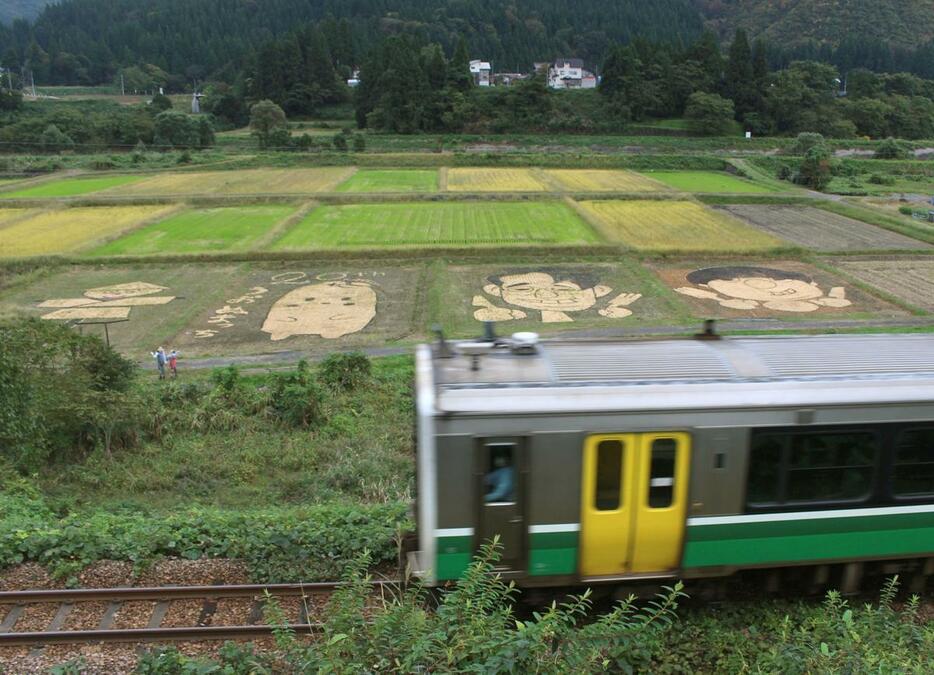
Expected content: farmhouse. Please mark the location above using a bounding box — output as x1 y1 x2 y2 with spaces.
469 59 492 87
548 58 598 89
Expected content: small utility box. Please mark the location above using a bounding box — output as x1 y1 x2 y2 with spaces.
928 210 934 223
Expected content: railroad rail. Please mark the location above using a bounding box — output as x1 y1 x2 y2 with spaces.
0 581 397 646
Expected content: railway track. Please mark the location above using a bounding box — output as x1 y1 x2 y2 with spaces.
0 581 396 647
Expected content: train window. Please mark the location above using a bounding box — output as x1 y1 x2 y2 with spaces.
787 433 875 502
484 445 516 504
747 435 785 504
894 428 934 497
747 430 877 507
594 439 623 511
648 438 676 508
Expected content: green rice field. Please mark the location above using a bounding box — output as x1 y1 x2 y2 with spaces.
0 174 144 198
646 171 776 193
90 205 296 256
271 202 600 249
336 169 438 193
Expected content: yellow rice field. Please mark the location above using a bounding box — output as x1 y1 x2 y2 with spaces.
0 208 36 229
544 170 669 192
446 168 548 192
576 200 783 251
0 206 174 257
113 167 357 196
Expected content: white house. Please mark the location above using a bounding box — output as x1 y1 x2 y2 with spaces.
548 58 597 89
469 59 492 87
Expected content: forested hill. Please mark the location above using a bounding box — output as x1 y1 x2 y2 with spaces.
5 0 703 84
0 0 52 24
697 0 934 48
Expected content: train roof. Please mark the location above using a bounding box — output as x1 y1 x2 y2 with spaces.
418 333 934 414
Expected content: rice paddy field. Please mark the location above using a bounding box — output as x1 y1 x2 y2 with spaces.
91 205 297 256
271 202 599 249
336 169 438 193
0 207 36 227
717 205 932 251
544 169 669 192
116 168 356 196
834 257 934 310
0 205 175 257
445 168 549 192
645 171 777 193
0 174 144 198
577 200 783 251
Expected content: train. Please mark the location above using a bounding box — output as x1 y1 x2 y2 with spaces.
409 329 934 593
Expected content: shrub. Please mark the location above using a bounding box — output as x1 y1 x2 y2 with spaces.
269 360 325 428
796 144 833 190
353 134 366 152
899 205 914 215
875 137 910 160
332 132 348 151
319 351 371 390
790 132 825 155
868 173 896 185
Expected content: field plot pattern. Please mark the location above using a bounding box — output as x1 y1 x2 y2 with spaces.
0 206 174 257
116 168 355 196
336 169 438 193
446 168 548 192
717 205 932 251
272 202 599 249
91 205 297 256
544 170 668 192
835 258 934 310
0 175 144 199
646 171 776 193
578 200 782 251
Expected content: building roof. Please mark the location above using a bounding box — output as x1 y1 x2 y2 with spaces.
420 334 934 414
554 58 584 68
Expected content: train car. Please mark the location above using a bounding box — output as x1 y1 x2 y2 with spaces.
410 331 934 591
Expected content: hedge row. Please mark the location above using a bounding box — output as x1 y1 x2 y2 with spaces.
0 485 408 583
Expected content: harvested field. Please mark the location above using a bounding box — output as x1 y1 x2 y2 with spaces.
718 205 932 251
652 259 905 319
646 171 776 193
577 200 781 251
834 258 934 310
90 205 296 256
0 205 174 257
336 169 438 193
433 261 689 338
271 202 599 249
117 167 355 195
0 263 245 354
0 174 144 199
544 169 668 192
445 168 548 192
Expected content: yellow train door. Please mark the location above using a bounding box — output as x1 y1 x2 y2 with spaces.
580 432 691 577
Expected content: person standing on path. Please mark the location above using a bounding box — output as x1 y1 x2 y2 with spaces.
151 347 167 380
168 349 179 378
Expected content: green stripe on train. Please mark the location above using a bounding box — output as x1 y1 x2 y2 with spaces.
436 530 579 580
683 511 934 568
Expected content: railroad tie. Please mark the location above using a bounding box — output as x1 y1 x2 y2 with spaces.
0 604 24 632
98 601 123 630
29 602 73 657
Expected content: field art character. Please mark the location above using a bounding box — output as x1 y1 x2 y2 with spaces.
38 281 176 321
674 266 852 313
473 272 641 323
262 280 377 341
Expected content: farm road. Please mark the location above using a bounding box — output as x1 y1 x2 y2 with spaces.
152 316 934 371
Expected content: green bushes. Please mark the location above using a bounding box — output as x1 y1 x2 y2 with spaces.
136 542 685 672
319 351 372 390
0 484 406 582
875 137 911 160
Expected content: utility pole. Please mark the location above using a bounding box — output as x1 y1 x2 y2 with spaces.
120 72 125 96
30 70 36 97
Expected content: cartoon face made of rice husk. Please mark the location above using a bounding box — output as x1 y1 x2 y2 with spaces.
262 280 377 340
